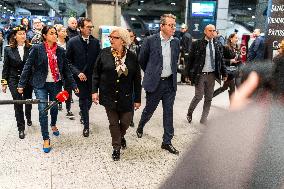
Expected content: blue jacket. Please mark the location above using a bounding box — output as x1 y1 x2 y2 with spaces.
139 33 180 92
18 43 77 89
247 36 265 62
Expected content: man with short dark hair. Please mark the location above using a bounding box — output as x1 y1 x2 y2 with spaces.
66 18 100 137
247 29 265 61
186 24 227 124
136 14 180 155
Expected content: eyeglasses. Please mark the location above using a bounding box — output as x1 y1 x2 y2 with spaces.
108 35 120 40
163 23 176 28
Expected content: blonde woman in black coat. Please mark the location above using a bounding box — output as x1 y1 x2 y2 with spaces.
92 27 142 161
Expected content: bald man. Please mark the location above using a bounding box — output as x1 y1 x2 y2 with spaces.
185 24 227 124
67 17 79 39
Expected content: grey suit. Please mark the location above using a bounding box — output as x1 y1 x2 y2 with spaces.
138 33 180 144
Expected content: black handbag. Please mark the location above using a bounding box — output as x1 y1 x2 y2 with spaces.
177 64 185 74
226 66 238 77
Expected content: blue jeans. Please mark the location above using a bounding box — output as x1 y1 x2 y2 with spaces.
34 82 61 140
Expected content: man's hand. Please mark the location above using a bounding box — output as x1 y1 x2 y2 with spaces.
78 73 87 81
134 103 141 110
1 85 7 93
74 88 79 94
222 76 228 82
17 87 24 94
92 93 99 104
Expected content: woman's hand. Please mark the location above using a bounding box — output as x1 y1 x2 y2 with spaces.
17 87 24 94
230 59 238 64
92 93 99 104
74 88 79 94
78 73 87 81
134 103 141 110
1 85 7 93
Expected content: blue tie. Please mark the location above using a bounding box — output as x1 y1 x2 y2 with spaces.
208 41 214 70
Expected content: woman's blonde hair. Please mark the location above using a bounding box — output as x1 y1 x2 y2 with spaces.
54 24 65 32
111 27 131 47
279 40 284 52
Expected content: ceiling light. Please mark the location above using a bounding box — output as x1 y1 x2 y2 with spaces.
4 7 7 9
252 16 255 18
248 7 252 10
0 5 2 7
39 3 42 6
171 2 176 5
131 17 136 21
138 9 141 11
140 0 144 2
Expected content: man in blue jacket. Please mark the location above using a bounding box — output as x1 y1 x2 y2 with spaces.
136 14 180 155
66 18 100 137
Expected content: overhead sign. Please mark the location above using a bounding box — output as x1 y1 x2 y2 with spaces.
266 0 284 59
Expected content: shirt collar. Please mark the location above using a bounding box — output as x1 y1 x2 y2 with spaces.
160 32 173 42
82 36 89 41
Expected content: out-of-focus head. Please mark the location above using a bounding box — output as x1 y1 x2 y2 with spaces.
278 40 284 54
204 24 216 40
78 18 93 37
228 33 239 46
109 27 131 50
54 24 67 39
21 18 29 26
180 23 188 33
41 25 57 44
33 18 43 30
10 25 27 47
253 29 261 37
160 13 176 38
68 17 77 30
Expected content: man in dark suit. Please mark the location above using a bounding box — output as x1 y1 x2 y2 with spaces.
247 28 265 62
66 18 100 137
136 14 180 155
186 24 227 125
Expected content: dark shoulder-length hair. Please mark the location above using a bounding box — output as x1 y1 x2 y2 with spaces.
41 25 57 41
227 33 239 50
9 25 31 49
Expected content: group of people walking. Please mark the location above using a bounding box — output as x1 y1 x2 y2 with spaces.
1 13 279 161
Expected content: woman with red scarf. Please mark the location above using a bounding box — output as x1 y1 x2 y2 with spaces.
18 26 79 153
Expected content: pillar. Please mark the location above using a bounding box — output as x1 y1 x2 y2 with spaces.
216 0 229 36
86 2 121 38
255 0 269 31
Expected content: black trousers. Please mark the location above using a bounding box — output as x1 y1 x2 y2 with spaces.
105 109 132 150
8 79 33 131
79 96 92 129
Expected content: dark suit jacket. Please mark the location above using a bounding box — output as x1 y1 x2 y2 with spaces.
247 36 265 62
92 47 141 112
18 43 77 89
66 34 100 98
186 37 227 85
2 45 30 83
139 33 180 92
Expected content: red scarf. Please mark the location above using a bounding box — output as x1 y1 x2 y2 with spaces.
44 42 59 82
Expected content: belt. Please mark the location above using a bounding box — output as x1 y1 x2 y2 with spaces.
161 75 173 80
202 72 214 75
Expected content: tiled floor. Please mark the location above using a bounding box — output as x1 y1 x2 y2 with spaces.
0 63 229 189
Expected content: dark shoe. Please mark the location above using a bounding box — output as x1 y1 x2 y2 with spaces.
112 149 120 161
136 126 143 138
121 137 127 149
129 121 135 127
161 143 179 155
187 114 192 123
58 103 63 111
27 120 32 126
19 131 25 139
83 128 89 137
66 111 75 120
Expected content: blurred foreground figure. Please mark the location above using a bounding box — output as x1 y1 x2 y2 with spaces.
161 65 284 189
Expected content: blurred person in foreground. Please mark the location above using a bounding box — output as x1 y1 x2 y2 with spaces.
18 26 79 153
92 27 141 161
1 25 33 139
161 62 284 189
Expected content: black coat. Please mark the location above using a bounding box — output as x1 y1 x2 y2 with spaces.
18 44 77 90
92 47 142 112
273 54 284 95
186 37 227 85
2 45 30 83
66 35 100 98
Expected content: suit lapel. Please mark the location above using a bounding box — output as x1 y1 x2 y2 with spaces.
13 48 22 63
23 46 29 63
39 43 48 69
